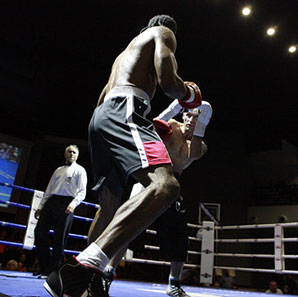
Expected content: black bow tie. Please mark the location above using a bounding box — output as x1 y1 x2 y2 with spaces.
65 162 72 166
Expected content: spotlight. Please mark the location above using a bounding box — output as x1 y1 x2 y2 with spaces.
288 45 297 53
266 27 276 36
242 7 251 16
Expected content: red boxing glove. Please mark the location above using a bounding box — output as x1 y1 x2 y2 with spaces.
178 81 202 109
153 119 173 142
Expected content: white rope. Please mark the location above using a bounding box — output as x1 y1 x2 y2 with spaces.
215 222 298 230
214 265 298 275
144 245 159 251
214 265 279 273
144 244 201 256
125 257 200 268
215 238 274 243
145 229 157 235
282 237 298 242
187 223 202 229
215 252 274 258
283 255 298 259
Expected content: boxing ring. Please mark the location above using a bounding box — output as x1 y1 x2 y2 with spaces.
0 182 297 296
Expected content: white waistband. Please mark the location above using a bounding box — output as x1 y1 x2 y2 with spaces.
104 86 150 102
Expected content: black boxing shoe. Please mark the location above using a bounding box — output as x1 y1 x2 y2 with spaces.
44 256 103 297
103 270 113 295
86 272 107 297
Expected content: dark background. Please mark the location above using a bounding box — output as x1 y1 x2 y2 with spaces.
1 0 298 223
0 0 297 217
0 0 297 150
0 0 298 288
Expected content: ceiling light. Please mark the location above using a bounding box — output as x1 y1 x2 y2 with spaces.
242 7 251 16
288 46 297 53
266 27 276 36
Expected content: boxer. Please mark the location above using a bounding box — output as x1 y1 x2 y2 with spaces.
44 14 206 297
88 101 212 297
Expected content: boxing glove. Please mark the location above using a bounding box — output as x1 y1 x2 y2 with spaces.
178 81 202 109
153 119 173 142
193 101 212 137
156 99 183 122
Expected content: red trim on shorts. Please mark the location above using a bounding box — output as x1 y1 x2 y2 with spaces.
143 141 172 166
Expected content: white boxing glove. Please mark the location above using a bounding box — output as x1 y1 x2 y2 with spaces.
193 101 213 137
156 99 183 122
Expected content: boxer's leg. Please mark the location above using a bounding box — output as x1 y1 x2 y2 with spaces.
76 164 179 272
87 185 122 245
92 164 180 259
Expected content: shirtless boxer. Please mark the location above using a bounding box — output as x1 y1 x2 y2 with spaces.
44 15 204 297
87 100 212 297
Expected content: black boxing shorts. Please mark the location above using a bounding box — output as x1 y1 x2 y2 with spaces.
155 195 188 262
88 86 171 195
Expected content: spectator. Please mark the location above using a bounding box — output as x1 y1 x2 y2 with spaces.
17 252 28 271
287 274 298 295
220 269 236 289
282 284 290 295
6 259 18 271
265 280 283 294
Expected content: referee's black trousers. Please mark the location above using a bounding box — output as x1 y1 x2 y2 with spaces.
34 195 73 274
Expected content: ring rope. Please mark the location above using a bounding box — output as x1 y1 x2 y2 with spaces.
0 200 30 209
144 244 298 260
125 257 200 268
0 220 88 240
187 223 202 229
213 265 298 275
215 222 298 230
215 238 275 243
2 181 298 278
146 229 201 242
0 240 79 255
144 244 202 256
0 199 93 223
0 182 99 208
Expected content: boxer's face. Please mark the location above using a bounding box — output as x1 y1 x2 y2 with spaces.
64 146 78 164
183 109 198 139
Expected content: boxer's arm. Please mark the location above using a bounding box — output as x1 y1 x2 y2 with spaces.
189 137 207 160
155 99 183 122
153 28 202 109
153 27 187 99
193 101 213 137
187 101 212 159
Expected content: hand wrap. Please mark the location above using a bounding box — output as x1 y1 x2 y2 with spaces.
193 100 212 137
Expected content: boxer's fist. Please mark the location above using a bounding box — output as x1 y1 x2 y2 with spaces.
178 81 202 109
153 119 173 142
193 101 212 137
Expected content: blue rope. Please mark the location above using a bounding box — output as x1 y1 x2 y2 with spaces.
0 181 99 208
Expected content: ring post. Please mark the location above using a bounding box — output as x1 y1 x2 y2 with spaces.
200 221 215 284
274 224 284 272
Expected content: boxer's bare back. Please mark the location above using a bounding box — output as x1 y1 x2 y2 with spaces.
97 26 186 106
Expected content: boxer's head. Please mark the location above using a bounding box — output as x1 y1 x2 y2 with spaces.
182 109 199 139
141 15 177 34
